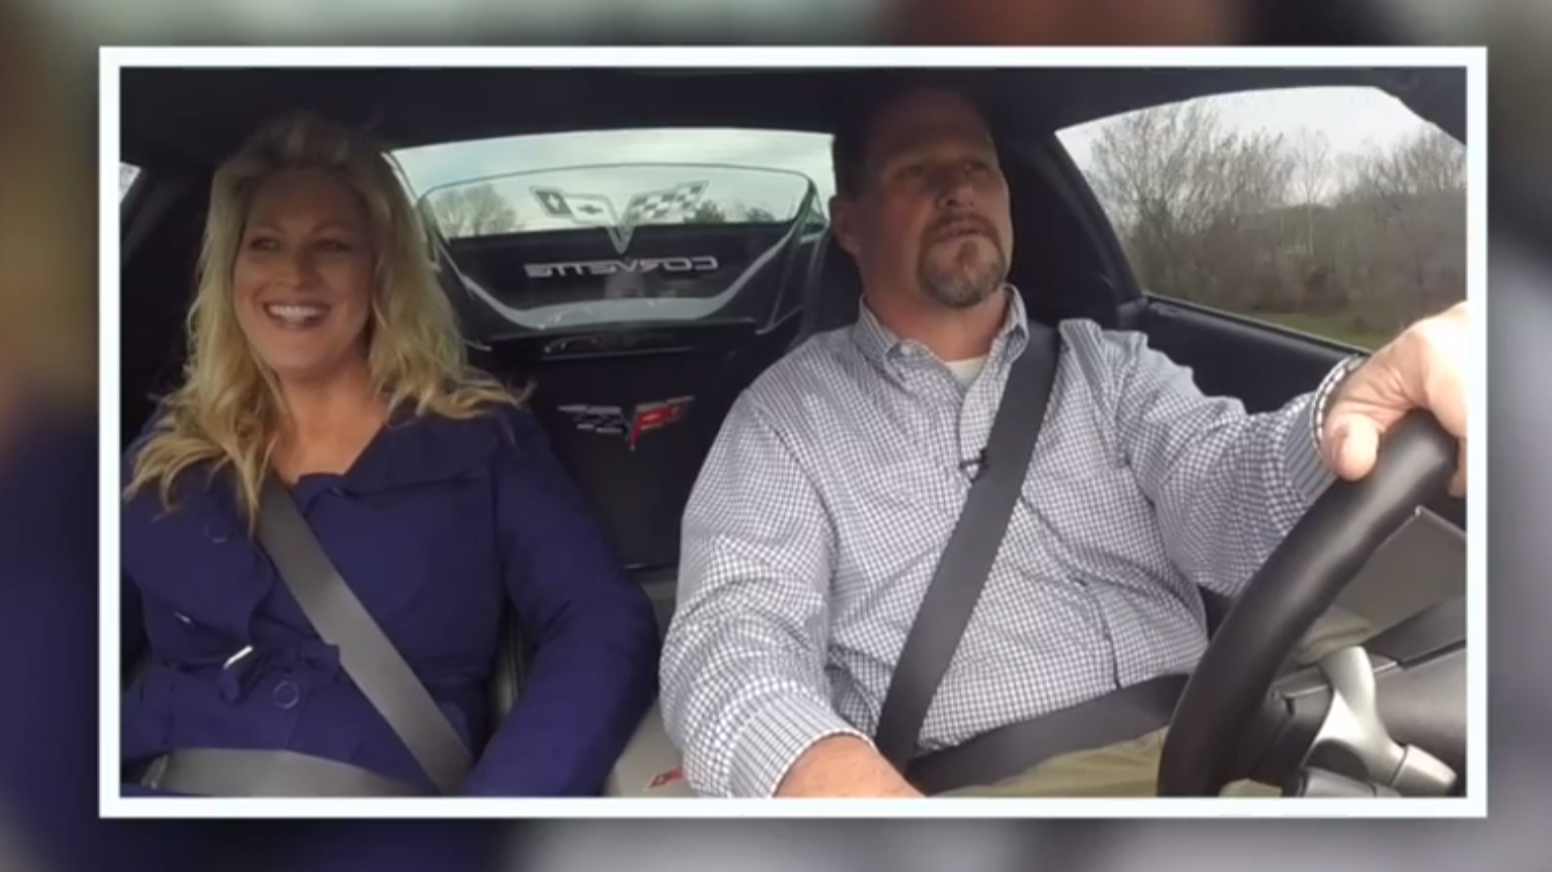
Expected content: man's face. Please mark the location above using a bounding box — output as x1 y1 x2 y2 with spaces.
832 88 1013 311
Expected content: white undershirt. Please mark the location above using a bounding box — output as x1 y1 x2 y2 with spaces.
943 355 988 389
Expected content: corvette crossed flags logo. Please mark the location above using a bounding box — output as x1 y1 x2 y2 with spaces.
531 181 712 254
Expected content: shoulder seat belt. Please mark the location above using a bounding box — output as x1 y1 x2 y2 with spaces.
873 323 1063 767
872 322 1189 793
138 477 474 796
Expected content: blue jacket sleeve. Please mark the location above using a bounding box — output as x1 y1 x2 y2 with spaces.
459 409 660 796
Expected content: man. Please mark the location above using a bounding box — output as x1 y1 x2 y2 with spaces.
659 80 1469 799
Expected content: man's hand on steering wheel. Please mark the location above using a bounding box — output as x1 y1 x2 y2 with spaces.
1323 301 1469 498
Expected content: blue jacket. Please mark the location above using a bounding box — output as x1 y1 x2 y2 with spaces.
120 402 660 796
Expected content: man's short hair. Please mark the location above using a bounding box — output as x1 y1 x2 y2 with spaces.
829 73 994 200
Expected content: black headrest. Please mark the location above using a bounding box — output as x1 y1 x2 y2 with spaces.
792 231 863 348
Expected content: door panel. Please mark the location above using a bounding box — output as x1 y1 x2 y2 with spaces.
1137 296 1351 413
1137 294 1465 531
1138 294 1466 636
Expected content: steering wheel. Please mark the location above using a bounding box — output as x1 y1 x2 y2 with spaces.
1156 409 1460 797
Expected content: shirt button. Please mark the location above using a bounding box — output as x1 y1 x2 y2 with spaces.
272 680 302 710
203 522 230 544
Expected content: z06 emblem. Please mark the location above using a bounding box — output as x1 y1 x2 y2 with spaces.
557 397 694 450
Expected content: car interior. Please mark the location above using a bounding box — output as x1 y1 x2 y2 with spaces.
118 66 1469 797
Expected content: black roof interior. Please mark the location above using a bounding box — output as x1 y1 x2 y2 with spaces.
120 66 1465 168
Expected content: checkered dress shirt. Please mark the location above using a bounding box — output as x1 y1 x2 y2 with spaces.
661 289 1339 798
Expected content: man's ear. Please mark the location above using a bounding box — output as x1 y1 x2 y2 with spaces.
828 194 862 259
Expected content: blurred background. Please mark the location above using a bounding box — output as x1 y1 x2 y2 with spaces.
1 0 1543 870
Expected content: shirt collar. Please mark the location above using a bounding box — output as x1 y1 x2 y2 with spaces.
850 284 1032 373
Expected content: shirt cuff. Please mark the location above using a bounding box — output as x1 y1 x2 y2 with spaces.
1281 398 1335 504
1281 359 1361 504
727 694 871 798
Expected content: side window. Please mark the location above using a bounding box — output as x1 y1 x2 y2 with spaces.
1057 88 1466 349
120 163 141 201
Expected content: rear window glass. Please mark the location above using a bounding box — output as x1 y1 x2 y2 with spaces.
419 165 815 239
394 129 833 337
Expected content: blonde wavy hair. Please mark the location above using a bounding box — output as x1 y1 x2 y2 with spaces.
124 111 526 525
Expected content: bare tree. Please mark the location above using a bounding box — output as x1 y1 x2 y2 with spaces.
1081 96 1463 343
1390 126 1467 196
1087 100 1293 308
1288 130 1332 282
1290 131 1332 206
1339 127 1464 209
1087 100 1217 297
1333 127 1465 332
1088 99 1218 229
427 183 521 236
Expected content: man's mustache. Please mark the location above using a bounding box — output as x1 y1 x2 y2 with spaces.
924 213 997 243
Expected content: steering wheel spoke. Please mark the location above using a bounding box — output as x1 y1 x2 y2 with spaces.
1157 411 1461 797
1285 767 1402 798
1303 645 1458 795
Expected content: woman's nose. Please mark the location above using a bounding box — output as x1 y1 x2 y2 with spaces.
270 249 316 287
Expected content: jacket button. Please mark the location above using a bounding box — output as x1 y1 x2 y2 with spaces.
272 680 301 710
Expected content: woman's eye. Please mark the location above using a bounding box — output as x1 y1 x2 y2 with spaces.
316 239 352 253
246 236 280 252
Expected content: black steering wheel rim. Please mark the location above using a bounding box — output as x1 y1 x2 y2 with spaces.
1156 409 1459 797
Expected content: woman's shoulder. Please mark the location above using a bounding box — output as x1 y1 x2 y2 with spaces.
385 396 543 475
121 402 171 464
448 400 547 463
120 402 215 498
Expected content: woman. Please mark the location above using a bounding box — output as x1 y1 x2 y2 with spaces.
120 112 659 796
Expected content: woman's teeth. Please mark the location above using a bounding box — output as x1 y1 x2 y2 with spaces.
264 303 327 326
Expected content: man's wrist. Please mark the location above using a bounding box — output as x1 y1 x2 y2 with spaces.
775 734 921 798
728 694 873 798
1311 354 1366 448
1283 355 1364 504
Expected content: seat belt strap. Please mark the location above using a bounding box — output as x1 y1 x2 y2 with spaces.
139 748 424 797
873 324 1063 769
255 477 474 794
904 673 1186 794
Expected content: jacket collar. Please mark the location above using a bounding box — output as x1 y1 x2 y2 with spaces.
326 401 514 496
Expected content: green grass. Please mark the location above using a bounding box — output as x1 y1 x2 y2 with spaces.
1254 313 1386 351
